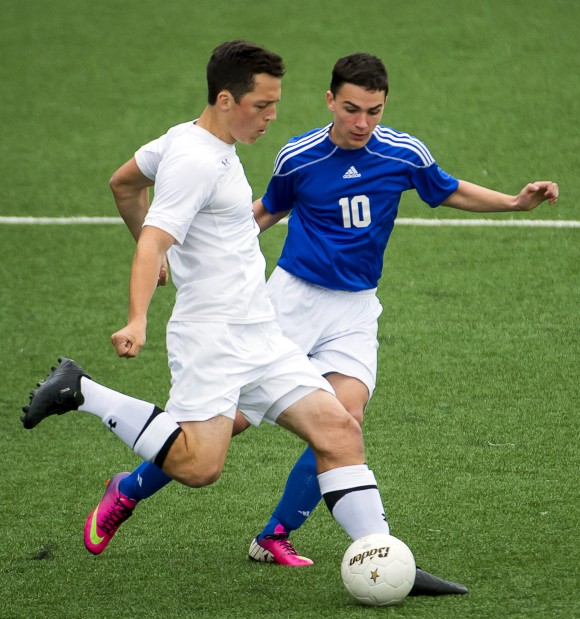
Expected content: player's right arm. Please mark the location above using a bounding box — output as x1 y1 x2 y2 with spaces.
253 198 290 232
110 157 169 286
110 158 154 240
111 225 175 359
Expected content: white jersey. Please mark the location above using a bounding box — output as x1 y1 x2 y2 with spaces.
135 121 275 324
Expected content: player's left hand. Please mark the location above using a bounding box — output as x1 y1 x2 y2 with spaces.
516 181 559 211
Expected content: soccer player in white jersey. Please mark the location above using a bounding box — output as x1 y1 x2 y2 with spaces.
21 42 398 584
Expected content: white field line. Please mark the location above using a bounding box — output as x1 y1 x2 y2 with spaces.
395 218 580 228
0 216 123 224
0 216 578 228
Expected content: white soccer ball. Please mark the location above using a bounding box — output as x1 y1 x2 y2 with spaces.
341 534 416 606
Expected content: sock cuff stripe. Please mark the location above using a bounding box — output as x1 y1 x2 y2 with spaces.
318 464 376 494
133 405 164 447
322 485 378 514
133 411 180 461
154 427 182 469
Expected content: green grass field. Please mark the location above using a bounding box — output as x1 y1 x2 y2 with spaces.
1 1 578 618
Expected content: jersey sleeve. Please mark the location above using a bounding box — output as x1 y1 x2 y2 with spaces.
261 171 296 214
143 152 216 245
411 163 459 207
134 134 168 180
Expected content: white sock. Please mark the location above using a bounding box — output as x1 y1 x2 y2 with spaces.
78 377 180 463
318 464 390 540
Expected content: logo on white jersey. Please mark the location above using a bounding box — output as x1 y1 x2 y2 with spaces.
343 166 361 178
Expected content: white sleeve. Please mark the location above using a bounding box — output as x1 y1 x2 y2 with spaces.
134 134 167 180
143 151 216 245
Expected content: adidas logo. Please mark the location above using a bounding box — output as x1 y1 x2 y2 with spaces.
343 166 361 178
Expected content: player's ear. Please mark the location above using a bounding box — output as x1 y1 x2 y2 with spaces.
326 90 335 113
216 90 233 111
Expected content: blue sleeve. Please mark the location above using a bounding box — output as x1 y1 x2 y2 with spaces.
262 172 296 214
411 163 459 208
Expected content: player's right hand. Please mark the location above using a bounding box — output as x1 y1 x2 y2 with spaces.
111 323 146 358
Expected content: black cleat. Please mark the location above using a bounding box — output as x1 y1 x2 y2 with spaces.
21 358 91 429
409 567 469 596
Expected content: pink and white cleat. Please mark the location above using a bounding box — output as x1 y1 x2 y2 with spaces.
84 472 136 555
248 524 313 567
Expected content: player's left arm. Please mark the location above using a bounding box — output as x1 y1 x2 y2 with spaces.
442 179 559 212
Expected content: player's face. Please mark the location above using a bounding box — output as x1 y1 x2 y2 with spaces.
327 83 386 149
228 73 281 144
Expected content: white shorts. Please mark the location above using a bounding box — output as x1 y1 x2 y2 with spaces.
165 319 333 425
267 267 383 397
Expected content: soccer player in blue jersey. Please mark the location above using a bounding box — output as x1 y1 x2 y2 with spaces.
242 53 555 585
60 51 557 596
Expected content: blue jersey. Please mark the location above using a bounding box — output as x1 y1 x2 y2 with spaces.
262 123 459 291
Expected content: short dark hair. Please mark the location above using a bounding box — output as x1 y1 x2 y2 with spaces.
330 53 389 97
206 40 285 104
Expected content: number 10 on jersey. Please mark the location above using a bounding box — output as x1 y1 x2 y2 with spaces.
339 195 371 228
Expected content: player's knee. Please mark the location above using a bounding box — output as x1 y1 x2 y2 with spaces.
311 410 364 461
336 414 364 453
344 404 365 426
165 458 224 488
179 464 223 488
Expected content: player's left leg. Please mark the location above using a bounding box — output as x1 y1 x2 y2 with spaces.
84 463 172 555
22 358 183 464
22 355 235 551
86 412 251 556
248 446 318 566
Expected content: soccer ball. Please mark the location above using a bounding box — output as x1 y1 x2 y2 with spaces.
341 534 416 606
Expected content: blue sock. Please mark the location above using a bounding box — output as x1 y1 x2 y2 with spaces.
119 461 172 502
257 446 321 540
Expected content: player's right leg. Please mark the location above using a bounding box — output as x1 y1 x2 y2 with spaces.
22 359 174 553
84 472 136 555
21 358 234 484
